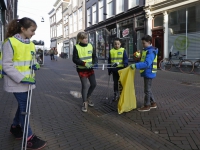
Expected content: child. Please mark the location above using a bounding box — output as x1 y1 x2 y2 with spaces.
54 48 58 61
72 32 98 112
130 35 158 112
108 38 128 101
2 17 46 149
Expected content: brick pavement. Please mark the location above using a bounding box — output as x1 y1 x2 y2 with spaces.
0 56 200 150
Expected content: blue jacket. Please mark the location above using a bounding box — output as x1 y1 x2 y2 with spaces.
135 46 158 79
108 49 128 73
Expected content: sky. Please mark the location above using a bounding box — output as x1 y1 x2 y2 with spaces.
17 0 56 49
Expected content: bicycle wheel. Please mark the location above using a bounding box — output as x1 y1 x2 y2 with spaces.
179 60 193 74
193 61 200 75
159 58 172 71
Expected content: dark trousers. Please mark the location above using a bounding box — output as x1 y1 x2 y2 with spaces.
79 74 97 102
112 72 119 93
50 54 54 60
13 92 32 137
144 77 156 106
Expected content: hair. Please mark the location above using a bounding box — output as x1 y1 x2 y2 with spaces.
76 32 88 44
6 17 37 39
113 37 121 43
141 35 152 44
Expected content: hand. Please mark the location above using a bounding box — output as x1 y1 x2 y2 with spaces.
130 64 135 70
21 77 35 84
112 63 119 67
30 64 40 70
85 62 92 69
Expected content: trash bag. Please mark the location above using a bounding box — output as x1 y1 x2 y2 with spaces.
118 67 137 114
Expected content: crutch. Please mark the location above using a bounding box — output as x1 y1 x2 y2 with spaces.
21 51 35 150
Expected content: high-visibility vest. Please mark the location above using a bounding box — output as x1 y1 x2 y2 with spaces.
110 48 124 68
76 43 93 69
0 48 2 78
5 37 36 78
140 50 157 73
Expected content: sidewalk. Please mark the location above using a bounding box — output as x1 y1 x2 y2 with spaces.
0 56 200 150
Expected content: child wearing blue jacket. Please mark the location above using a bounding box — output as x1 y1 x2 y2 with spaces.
108 38 128 101
130 35 158 112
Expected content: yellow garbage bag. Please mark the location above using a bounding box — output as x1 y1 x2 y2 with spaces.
118 67 137 114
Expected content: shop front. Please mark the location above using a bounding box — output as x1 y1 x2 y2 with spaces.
63 40 69 58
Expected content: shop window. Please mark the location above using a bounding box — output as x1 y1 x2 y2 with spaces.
135 15 145 28
116 0 124 14
89 32 95 49
154 15 163 27
96 29 105 58
107 0 113 18
78 7 82 30
73 11 77 32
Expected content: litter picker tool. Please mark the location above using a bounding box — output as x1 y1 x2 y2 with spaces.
21 51 35 150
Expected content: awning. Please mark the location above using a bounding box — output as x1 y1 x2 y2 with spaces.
50 41 57 48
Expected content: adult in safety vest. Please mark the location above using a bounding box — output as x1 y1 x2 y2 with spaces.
108 38 128 102
72 32 98 113
130 35 158 112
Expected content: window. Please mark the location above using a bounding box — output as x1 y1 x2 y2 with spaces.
154 15 163 27
73 11 77 32
56 7 62 22
66 26 68 36
57 23 62 37
69 14 73 33
87 8 91 27
99 0 104 22
78 7 83 30
107 0 113 18
66 15 68 23
116 0 124 14
73 0 77 8
129 0 139 9
135 15 145 28
92 4 97 24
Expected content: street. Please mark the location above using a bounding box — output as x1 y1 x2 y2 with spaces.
0 56 200 150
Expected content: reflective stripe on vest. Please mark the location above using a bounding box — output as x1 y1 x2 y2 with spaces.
8 37 35 78
140 50 157 73
76 43 93 69
110 48 124 67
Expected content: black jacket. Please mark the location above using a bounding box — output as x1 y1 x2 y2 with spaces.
72 42 98 72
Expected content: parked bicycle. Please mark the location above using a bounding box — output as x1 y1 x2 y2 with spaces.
193 59 200 75
159 51 194 74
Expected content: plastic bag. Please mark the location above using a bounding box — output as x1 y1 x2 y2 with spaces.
118 67 137 114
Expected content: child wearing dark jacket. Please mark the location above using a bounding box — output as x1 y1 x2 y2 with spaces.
108 38 128 101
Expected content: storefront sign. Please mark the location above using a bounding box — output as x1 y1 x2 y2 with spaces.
122 28 129 37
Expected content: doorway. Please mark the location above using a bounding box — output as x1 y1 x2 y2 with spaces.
152 29 164 68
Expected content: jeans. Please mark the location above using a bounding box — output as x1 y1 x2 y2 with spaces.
144 78 156 106
54 55 57 60
13 92 32 137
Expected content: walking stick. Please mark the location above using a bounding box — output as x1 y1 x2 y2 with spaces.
21 51 35 150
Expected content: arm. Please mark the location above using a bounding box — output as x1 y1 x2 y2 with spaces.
72 45 85 66
135 50 155 69
123 50 128 67
108 51 111 67
2 41 24 83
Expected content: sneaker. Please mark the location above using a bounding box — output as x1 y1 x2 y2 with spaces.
150 102 157 109
87 97 94 107
112 93 119 101
137 105 151 112
82 102 88 112
26 134 46 150
10 125 23 139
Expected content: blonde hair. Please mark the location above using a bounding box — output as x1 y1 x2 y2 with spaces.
76 32 88 44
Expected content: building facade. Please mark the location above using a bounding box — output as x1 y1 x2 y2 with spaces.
49 8 57 50
85 0 145 61
145 0 200 64
68 0 86 56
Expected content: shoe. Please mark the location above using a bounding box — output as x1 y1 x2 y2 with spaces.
10 125 23 139
112 95 119 101
87 97 94 107
150 102 157 109
82 102 88 112
137 105 150 112
26 134 46 150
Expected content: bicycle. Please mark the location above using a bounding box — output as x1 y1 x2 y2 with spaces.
193 59 200 75
159 51 194 74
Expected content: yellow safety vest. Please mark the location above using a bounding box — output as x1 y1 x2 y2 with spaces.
0 48 2 78
76 43 93 69
110 48 124 68
140 50 157 73
7 37 36 78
